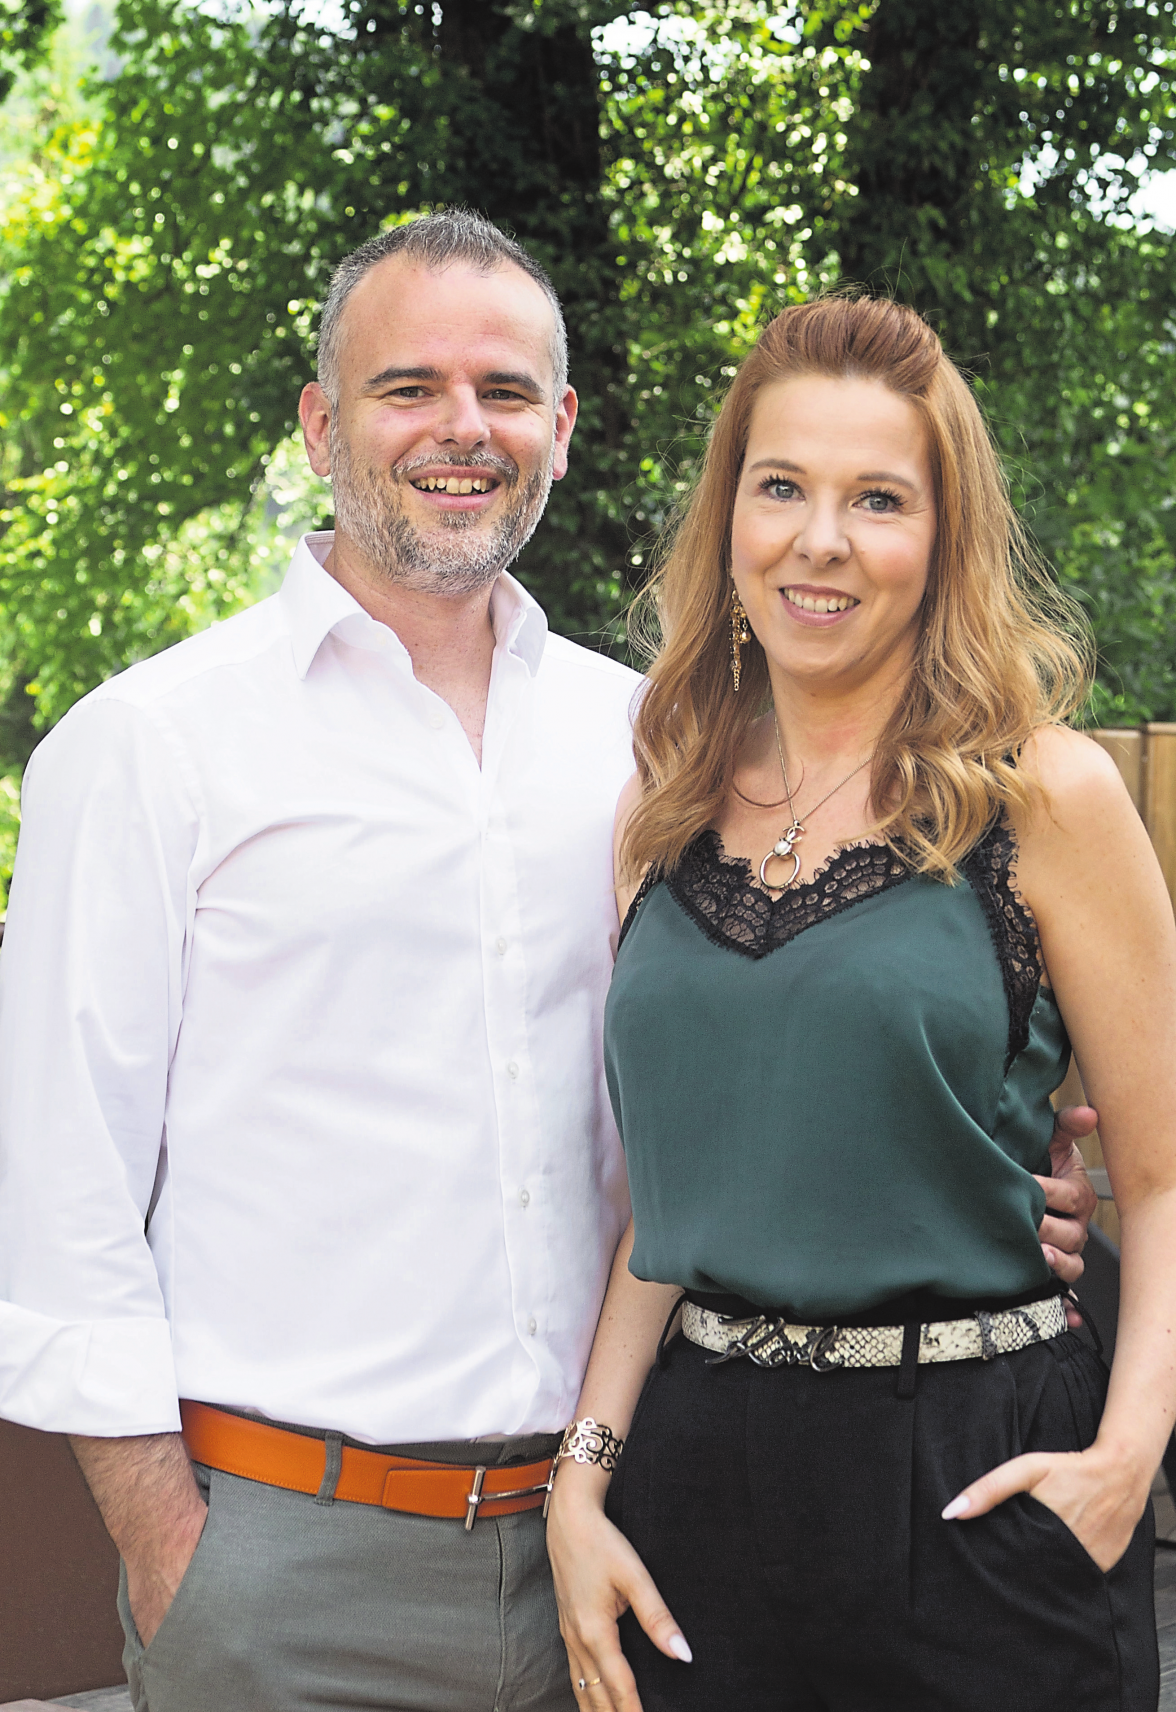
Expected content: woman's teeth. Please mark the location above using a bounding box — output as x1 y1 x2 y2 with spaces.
412 476 493 494
783 587 857 614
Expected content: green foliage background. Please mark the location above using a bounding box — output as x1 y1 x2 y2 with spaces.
4 0 1176 899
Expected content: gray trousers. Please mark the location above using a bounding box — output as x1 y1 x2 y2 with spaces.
118 1438 576 1712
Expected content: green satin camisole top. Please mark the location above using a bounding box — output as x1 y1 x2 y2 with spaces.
603 823 1070 1318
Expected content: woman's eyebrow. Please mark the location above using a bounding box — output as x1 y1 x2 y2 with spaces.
855 469 916 488
745 457 916 489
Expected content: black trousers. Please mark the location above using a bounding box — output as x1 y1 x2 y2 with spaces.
605 1330 1157 1711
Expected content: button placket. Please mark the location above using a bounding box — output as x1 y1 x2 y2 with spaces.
478 790 546 1383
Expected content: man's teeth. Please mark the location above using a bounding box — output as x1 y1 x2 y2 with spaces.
783 587 857 614
412 476 493 494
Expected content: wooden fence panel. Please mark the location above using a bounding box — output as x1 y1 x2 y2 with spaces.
1090 727 1145 811
1144 724 1176 903
1060 726 1176 1244
0 1420 123 1701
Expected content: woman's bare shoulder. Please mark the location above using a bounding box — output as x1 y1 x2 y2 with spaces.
614 773 646 918
615 770 644 830
1011 725 1155 912
1017 724 1132 828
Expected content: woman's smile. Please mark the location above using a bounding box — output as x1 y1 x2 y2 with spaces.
779 582 860 622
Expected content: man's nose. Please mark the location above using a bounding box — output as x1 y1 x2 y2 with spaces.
432 386 491 448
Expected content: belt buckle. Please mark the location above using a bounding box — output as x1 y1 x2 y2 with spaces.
742 1316 793 1368
464 1465 554 1530
464 1466 488 1530
807 1325 843 1372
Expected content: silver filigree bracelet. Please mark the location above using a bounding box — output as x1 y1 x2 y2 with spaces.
542 1417 625 1517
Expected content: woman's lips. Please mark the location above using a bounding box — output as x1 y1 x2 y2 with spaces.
780 584 860 627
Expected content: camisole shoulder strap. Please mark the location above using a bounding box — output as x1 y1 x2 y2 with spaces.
618 865 661 952
960 817 1044 1072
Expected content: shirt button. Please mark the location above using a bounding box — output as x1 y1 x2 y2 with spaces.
519 1188 530 1208
527 1317 537 1337
427 708 445 730
507 1060 519 1079
495 937 508 956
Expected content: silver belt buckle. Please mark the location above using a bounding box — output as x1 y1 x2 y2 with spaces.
465 1466 553 1530
731 1317 843 1371
464 1466 488 1530
807 1325 843 1372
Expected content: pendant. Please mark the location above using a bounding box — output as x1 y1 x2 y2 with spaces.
759 821 804 891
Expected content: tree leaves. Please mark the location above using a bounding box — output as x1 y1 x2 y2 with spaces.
3 0 1176 756
0 0 62 104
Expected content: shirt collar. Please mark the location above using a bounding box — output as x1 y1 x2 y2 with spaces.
489 571 549 677
278 534 549 681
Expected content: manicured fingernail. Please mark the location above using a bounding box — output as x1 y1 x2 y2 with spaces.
669 1634 693 1662
942 1494 970 1520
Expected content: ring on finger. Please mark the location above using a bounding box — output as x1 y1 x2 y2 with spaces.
577 1679 603 1692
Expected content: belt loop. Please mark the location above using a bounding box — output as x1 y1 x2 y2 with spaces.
316 1431 344 1505
895 1322 920 1399
975 1309 999 1361
1065 1291 1105 1359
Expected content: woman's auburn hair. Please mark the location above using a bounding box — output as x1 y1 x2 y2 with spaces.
622 294 1094 884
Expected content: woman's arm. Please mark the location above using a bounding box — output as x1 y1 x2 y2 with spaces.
946 727 1176 1568
545 777 688 1711
546 1222 689 1712
613 772 644 926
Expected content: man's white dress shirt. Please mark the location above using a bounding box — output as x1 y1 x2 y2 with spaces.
0 535 639 1442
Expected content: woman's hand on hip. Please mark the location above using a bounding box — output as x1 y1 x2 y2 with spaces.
941 1442 1148 1572
547 1479 691 1712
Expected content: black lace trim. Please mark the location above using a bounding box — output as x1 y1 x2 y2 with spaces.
620 830 911 961
960 819 1044 1070
617 820 1043 1071
618 865 661 950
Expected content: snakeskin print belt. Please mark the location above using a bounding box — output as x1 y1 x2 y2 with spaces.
681 1293 1068 1372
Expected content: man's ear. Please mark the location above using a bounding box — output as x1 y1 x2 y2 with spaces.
300 382 333 477
551 385 578 483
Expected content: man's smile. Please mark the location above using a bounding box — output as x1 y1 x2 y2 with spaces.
410 474 496 494
399 460 511 515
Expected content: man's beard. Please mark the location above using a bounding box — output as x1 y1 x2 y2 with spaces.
328 427 553 596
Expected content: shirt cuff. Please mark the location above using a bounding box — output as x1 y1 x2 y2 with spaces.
0 1303 181 1435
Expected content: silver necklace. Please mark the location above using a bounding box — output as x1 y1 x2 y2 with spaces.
758 713 873 892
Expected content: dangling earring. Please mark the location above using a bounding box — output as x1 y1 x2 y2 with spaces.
730 590 752 692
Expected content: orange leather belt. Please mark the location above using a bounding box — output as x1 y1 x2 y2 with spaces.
180 1400 554 1530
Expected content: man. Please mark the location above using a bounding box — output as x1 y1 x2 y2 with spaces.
0 212 1095 1712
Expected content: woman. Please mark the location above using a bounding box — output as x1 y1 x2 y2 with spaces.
545 296 1176 1711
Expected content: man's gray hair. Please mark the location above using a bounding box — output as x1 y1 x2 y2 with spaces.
316 210 569 406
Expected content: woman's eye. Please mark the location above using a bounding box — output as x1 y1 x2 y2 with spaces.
861 489 901 512
760 477 798 500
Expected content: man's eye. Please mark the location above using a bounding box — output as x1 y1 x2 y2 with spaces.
485 389 524 402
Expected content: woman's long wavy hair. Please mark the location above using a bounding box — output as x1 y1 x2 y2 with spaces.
622 295 1094 884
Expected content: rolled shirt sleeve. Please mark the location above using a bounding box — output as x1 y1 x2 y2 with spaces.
0 696 198 1434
